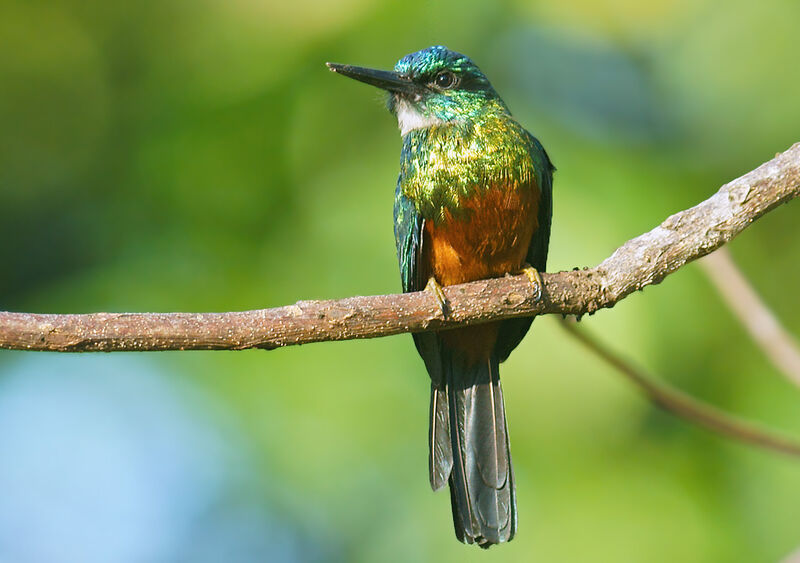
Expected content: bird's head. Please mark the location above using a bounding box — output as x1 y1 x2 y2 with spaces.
327 46 507 136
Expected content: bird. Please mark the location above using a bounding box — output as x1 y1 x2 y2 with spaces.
327 46 554 548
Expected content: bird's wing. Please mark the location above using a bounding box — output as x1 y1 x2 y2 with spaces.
393 180 425 295
524 132 555 273
394 180 445 381
494 132 555 363
394 180 452 491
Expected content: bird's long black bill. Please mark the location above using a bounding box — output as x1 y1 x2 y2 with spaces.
326 62 418 95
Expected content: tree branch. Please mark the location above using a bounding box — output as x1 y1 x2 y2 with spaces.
1 143 799 353
699 247 800 389
560 318 800 458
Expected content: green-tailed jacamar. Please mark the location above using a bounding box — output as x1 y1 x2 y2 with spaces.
328 46 554 548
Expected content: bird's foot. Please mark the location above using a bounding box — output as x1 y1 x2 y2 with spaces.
518 264 544 302
425 277 450 317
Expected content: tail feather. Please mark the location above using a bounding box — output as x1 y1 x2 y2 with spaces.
429 385 452 491
428 349 516 547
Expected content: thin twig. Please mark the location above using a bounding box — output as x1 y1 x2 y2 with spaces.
781 546 800 563
560 317 800 457
0 142 799 353
700 247 800 389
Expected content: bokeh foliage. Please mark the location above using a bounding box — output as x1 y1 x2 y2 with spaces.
1 0 800 561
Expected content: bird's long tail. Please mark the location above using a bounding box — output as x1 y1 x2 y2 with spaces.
429 348 516 547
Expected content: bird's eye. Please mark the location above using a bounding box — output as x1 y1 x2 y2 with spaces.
432 71 457 90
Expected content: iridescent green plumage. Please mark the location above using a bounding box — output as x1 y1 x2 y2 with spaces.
328 45 554 548
389 46 553 304
399 118 537 221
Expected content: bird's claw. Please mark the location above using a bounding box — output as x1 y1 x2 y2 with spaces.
425 277 450 317
520 264 543 302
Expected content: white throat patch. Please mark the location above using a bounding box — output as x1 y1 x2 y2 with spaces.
395 99 444 136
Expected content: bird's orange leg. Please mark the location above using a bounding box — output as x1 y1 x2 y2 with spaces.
425 276 450 317
518 263 543 302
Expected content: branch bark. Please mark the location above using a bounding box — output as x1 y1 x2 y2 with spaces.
1 143 799 353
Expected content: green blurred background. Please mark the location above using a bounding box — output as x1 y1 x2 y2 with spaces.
2 0 800 561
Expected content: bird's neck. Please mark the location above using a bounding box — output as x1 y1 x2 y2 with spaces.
395 100 509 137
394 98 446 136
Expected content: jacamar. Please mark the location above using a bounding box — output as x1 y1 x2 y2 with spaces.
328 46 554 548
